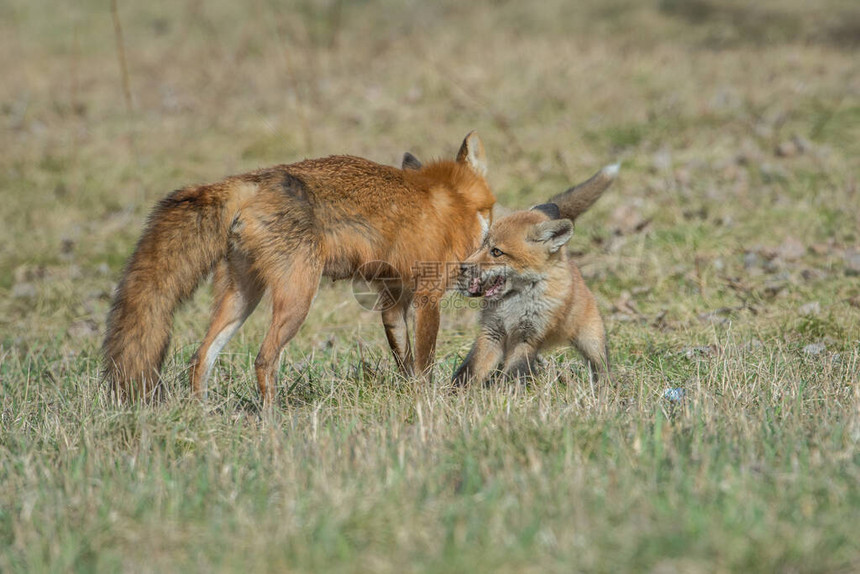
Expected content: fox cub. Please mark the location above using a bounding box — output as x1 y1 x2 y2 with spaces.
452 165 618 386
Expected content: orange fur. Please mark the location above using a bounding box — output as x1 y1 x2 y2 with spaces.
103 133 495 402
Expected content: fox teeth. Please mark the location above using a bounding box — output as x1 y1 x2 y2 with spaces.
484 275 505 298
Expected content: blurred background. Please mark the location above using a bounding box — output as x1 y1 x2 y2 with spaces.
1 0 858 363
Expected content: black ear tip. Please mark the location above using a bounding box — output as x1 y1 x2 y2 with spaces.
531 203 561 220
402 152 422 170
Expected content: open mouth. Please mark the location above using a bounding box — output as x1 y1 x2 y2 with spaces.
468 274 505 298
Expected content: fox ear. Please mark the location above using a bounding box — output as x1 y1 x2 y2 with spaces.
456 131 487 177
529 219 573 253
402 152 422 170
530 203 560 220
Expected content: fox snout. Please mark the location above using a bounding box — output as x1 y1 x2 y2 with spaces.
457 261 507 298
457 262 482 297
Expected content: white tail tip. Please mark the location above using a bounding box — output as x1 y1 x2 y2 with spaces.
602 163 621 179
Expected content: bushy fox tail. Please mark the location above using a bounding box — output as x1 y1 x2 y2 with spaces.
549 163 619 222
102 183 237 401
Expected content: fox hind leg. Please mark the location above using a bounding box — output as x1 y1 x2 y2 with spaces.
189 255 263 399
502 343 540 385
573 333 610 384
253 257 322 406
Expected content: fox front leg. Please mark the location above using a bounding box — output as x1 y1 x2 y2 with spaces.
380 289 414 376
452 334 504 387
413 297 441 376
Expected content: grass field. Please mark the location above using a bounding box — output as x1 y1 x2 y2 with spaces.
2 0 860 571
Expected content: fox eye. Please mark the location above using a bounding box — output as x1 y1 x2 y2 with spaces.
490 247 504 258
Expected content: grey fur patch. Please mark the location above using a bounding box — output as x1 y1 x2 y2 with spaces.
280 173 309 201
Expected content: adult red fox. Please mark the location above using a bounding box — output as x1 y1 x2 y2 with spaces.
452 165 618 387
103 133 495 402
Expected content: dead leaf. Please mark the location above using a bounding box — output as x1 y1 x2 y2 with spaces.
775 139 800 158
680 345 718 359
12 282 36 299
844 250 860 276
776 236 806 261
612 290 640 316
68 319 99 339
610 203 651 235
798 301 821 316
803 343 826 356
763 280 787 298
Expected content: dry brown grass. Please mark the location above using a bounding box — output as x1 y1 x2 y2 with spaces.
1 0 859 571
